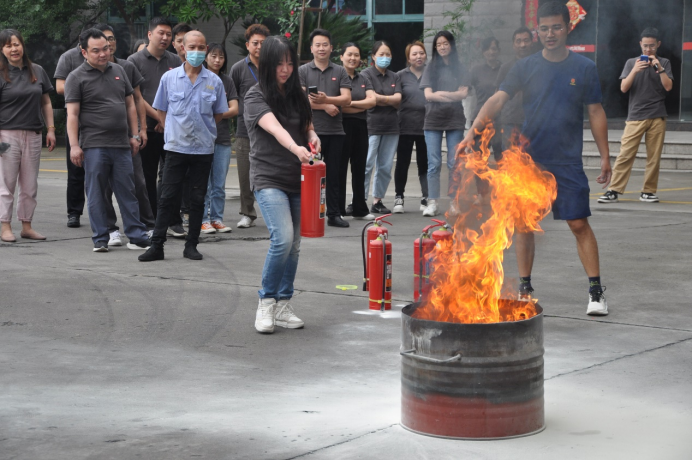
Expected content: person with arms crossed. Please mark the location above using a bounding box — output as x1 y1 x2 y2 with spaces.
461 1 612 316
598 27 673 204
0 29 56 242
230 24 270 229
299 28 351 228
138 31 228 262
65 29 151 253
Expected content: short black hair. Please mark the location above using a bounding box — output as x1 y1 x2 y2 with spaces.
172 22 193 37
537 1 570 27
309 28 331 45
481 36 499 52
149 17 173 32
244 23 270 41
641 27 660 41
79 28 107 50
93 23 114 34
513 26 532 41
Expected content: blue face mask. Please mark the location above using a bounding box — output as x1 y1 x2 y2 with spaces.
186 50 206 67
375 56 391 69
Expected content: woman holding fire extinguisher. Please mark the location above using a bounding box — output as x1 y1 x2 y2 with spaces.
244 35 320 334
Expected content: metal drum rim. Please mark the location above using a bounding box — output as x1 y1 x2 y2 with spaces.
400 422 546 441
401 301 544 326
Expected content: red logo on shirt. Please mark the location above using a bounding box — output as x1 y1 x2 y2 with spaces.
169 67 173 70
115 76 120 80
361 85 365 88
332 77 336 81
391 84 395 87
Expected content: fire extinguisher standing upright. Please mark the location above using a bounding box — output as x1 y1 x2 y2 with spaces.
300 143 326 238
413 219 452 302
361 214 392 291
369 235 392 311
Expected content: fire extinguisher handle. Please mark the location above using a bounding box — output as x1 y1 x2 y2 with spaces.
431 219 446 226
374 213 393 222
400 349 462 364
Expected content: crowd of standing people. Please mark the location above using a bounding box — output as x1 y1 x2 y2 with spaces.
0 0 676 330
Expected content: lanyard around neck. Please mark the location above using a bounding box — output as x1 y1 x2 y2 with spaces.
246 57 258 82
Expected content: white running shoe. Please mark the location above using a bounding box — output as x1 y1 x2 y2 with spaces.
255 298 275 333
353 213 375 220
393 196 404 214
420 198 428 211
237 215 256 228
274 300 304 329
422 200 439 217
586 289 608 316
108 230 123 246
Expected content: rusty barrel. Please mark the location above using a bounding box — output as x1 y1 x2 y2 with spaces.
400 301 545 439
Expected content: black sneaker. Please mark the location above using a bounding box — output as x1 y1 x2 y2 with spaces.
327 216 350 228
127 239 152 250
93 241 108 252
183 245 203 260
420 197 428 211
67 214 81 228
344 203 353 217
139 245 164 262
639 192 659 203
597 190 619 203
370 200 391 215
167 224 187 238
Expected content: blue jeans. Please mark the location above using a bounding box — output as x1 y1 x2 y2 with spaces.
424 129 464 199
83 147 148 244
203 143 232 223
364 134 399 200
254 188 301 300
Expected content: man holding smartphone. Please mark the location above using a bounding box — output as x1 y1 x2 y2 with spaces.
599 27 673 204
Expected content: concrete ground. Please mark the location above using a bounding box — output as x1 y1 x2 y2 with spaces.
0 147 691 459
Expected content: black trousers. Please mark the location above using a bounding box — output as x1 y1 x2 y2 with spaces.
319 134 344 219
151 151 213 248
394 134 428 198
139 131 182 225
65 142 85 216
338 118 369 217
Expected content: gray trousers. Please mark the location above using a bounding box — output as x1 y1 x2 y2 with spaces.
105 152 155 230
84 148 148 244
234 137 257 219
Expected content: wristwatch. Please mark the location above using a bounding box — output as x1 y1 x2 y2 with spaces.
130 134 141 141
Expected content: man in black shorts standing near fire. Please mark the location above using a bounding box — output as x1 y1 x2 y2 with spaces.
461 0 612 316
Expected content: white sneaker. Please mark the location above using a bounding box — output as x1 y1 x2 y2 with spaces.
255 298 275 333
237 215 256 228
353 213 375 220
274 300 304 329
586 289 608 316
420 198 428 211
422 200 439 217
393 196 404 214
146 229 153 239
108 230 123 246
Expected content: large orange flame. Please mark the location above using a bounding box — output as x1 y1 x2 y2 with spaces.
416 124 557 324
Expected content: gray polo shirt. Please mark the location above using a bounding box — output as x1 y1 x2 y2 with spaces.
230 57 259 139
343 71 372 121
298 61 351 136
54 46 84 80
127 48 182 131
496 57 524 126
620 56 673 121
361 66 401 135
470 61 501 121
64 62 134 149
0 63 53 131
244 84 307 194
114 57 144 88
396 66 426 136
420 61 469 131
215 73 239 146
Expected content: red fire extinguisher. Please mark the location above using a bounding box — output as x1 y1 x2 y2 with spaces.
361 214 392 291
369 235 392 311
413 220 452 302
300 142 326 238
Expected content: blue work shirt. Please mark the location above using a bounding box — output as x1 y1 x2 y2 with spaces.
499 51 602 165
152 65 228 154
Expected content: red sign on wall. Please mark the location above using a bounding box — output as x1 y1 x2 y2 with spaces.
568 44 596 53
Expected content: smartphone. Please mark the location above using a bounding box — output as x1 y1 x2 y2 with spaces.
0 142 9 155
308 86 318 96
639 55 649 62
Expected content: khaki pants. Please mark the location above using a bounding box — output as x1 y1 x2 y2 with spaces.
234 137 257 219
609 117 666 194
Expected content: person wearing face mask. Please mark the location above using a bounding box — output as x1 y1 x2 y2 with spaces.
393 40 428 214
470 37 502 159
495 26 533 151
339 42 376 220
420 31 470 217
139 31 228 262
0 29 56 242
230 24 270 230
361 40 402 215
200 43 239 234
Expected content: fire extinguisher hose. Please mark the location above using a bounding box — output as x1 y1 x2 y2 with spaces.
361 220 374 291
381 236 387 312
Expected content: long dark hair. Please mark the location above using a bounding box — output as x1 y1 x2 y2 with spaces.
204 42 228 74
430 30 460 89
0 29 36 83
258 36 312 133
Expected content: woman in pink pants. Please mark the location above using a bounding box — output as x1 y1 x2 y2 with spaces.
0 29 56 242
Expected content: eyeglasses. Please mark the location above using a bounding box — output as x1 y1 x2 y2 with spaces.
106 36 116 42
537 25 565 34
249 41 264 47
436 41 451 49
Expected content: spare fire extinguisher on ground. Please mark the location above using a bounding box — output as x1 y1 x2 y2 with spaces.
369 235 392 311
361 214 392 292
300 143 326 238
413 219 452 302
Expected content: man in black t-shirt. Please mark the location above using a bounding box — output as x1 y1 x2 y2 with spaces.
598 27 674 204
